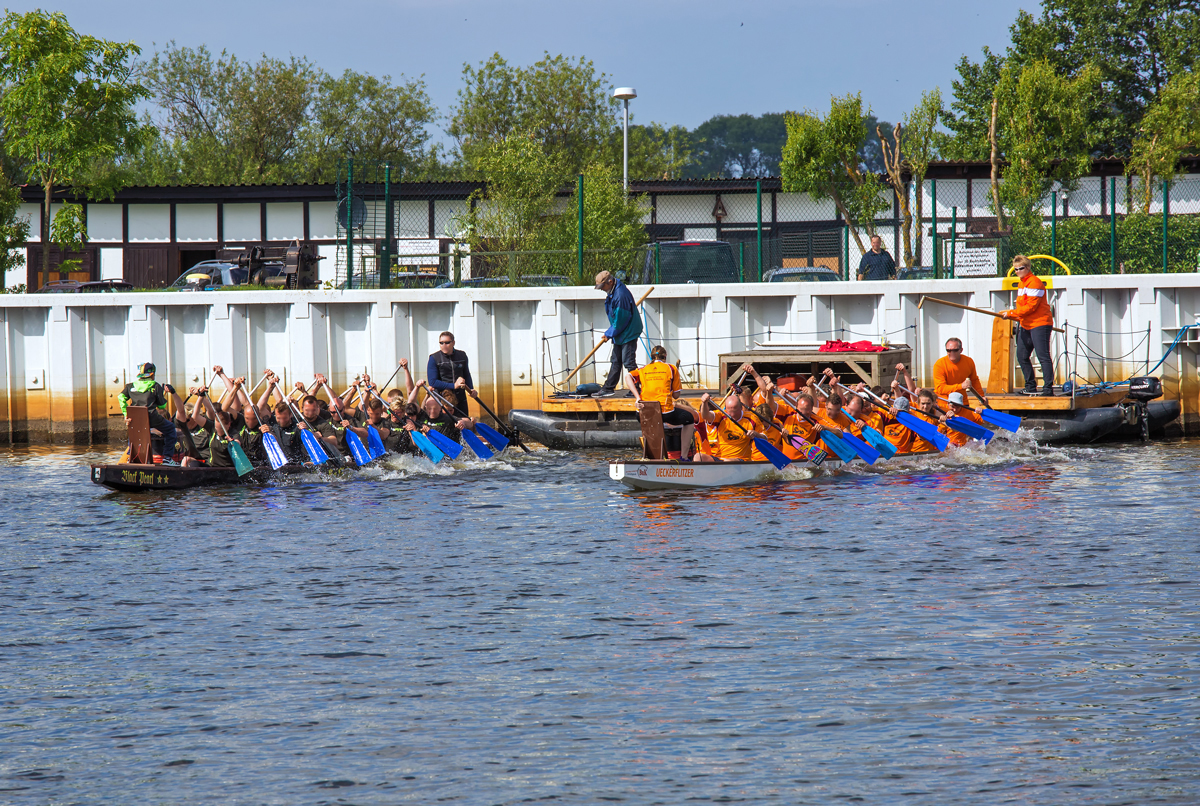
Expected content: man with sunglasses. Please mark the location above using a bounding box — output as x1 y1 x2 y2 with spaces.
427 331 478 416
932 337 988 406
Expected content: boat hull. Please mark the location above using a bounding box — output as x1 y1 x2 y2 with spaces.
89 462 349 492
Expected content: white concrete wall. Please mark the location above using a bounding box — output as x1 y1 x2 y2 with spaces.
4 275 1200 440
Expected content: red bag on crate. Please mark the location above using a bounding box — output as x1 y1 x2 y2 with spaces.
818 340 887 353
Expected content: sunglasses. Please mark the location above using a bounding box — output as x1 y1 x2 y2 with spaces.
946 348 962 353
439 340 453 345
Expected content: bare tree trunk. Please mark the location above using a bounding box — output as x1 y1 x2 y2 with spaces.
913 176 924 265
878 122 913 266
988 94 1006 233
41 179 52 290
832 189 869 256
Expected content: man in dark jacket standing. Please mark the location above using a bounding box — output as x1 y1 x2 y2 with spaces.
593 270 643 398
427 331 478 415
857 235 896 281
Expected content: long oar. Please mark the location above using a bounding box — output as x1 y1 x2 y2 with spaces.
208 402 254 477
249 377 289 470
560 285 656 389
827 381 898 460
706 399 790 470
897 387 993 444
807 384 881 464
918 295 1064 334
352 386 388 460
857 386 950 453
755 415 826 466
362 385 442 463
281 394 331 466
320 380 373 466
774 389 860 464
423 386 494 460
967 388 1022 432
464 390 516 452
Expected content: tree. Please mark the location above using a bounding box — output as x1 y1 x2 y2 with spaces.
0 10 147 288
946 1 1200 158
988 60 1101 236
781 93 890 253
604 122 694 180
49 201 86 274
0 182 30 285
449 53 617 176
688 113 787 178
858 114 894 175
1125 72 1200 213
878 89 944 267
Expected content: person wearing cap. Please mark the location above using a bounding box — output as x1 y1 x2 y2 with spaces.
117 362 179 464
626 345 697 460
1001 254 1056 395
592 270 643 398
938 391 988 448
933 338 987 406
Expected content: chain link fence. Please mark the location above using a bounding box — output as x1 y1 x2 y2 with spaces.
332 163 1200 287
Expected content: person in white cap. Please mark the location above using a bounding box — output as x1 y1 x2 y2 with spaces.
938 391 989 448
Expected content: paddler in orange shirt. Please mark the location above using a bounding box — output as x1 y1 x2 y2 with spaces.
809 377 854 435
699 390 765 462
626 345 697 460
1001 254 1056 396
775 389 826 461
743 365 791 461
938 391 989 448
933 337 988 406
887 364 939 454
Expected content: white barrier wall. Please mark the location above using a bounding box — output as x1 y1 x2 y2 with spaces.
3 275 1199 442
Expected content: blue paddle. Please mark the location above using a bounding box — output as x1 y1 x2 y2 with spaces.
322 382 374 466
410 428 444 463
860 386 949 452
947 415 995 444
462 428 495 460
423 426 464 460
828 382 898 460
707 399 791 470
351 384 389 459
966 389 1021 432
282 396 331 465
473 421 509 452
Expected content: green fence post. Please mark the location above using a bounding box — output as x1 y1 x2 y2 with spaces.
1050 191 1057 259
756 179 763 282
950 206 957 278
739 242 745 283
654 242 661 284
1162 179 1169 273
1109 176 1117 273
381 163 392 290
346 158 354 288
453 246 461 286
577 174 584 285
931 178 938 279
843 225 849 281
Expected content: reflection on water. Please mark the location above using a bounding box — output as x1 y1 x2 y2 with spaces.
1 437 1199 804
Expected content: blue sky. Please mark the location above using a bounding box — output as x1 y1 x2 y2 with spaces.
12 0 1033 136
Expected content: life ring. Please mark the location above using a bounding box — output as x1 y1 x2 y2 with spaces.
1006 254 1071 276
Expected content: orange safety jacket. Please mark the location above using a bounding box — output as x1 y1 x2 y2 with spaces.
1003 273 1054 330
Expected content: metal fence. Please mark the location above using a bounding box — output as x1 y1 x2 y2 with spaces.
332 161 1200 287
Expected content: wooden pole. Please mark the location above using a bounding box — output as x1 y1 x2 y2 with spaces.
918 295 1064 334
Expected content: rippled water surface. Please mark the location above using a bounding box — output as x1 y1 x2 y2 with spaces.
2 437 1198 805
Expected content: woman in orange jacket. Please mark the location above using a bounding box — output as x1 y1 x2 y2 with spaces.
1002 255 1056 395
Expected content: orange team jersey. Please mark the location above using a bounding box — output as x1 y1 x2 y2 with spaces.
780 412 822 461
752 390 795 419
630 361 681 414
747 409 783 461
1003 273 1054 330
932 355 983 401
711 412 757 461
816 408 854 433
859 409 885 434
939 407 986 448
905 408 941 453
882 420 915 454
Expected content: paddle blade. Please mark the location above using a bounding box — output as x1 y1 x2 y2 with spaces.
859 426 898 460
228 440 254 477
345 429 373 466
838 430 880 464
980 407 1021 433
474 421 510 452
365 425 387 459
262 433 288 470
411 430 444 463
896 412 950 452
299 428 329 465
462 428 495 460
753 437 791 470
785 434 826 466
424 427 464 460
818 431 858 463
947 416 994 444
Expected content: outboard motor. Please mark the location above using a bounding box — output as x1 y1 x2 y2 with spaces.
1126 376 1163 442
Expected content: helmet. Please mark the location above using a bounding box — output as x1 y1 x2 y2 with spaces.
137 362 156 378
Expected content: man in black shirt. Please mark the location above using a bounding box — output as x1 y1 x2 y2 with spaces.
857 235 896 281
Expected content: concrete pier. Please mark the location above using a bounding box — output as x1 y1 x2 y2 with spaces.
3 274 1199 443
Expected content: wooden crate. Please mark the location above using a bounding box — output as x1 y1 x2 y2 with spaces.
718 347 913 392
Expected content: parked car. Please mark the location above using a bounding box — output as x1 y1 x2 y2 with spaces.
762 267 841 283
898 266 938 280
169 260 285 291
35 279 135 293
641 240 740 284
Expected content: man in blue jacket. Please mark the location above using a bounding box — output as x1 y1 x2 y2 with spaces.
593 270 643 398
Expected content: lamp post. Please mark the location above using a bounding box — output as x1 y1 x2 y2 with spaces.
613 87 637 192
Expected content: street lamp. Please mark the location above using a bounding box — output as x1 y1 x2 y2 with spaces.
613 87 637 192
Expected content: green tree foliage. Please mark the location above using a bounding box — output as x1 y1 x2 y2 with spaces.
989 60 1101 236
449 53 617 176
878 89 944 266
49 201 86 273
781 93 890 253
688 113 786 178
460 133 567 255
1126 72 1200 213
946 1 1200 158
604 122 694 180
857 114 893 175
0 181 30 284
0 9 147 288
544 164 646 253
139 43 438 184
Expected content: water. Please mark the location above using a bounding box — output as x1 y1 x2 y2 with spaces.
2 437 1198 804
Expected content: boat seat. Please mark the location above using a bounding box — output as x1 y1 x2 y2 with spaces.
127 406 152 464
639 401 666 460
